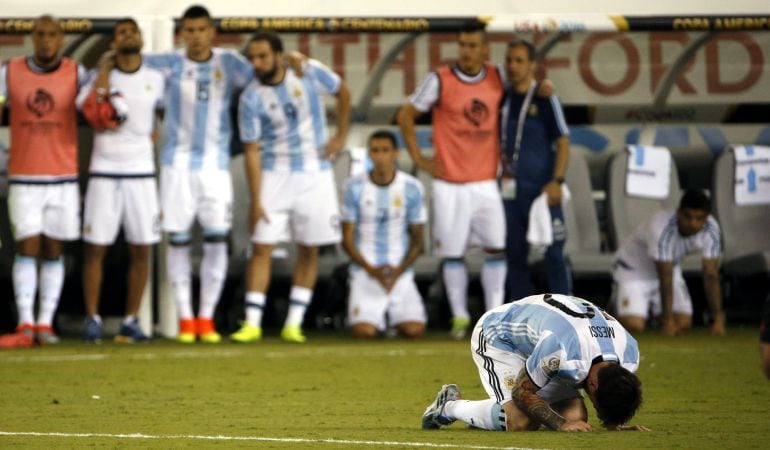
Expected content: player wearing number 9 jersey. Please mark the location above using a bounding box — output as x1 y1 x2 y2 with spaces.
422 294 647 433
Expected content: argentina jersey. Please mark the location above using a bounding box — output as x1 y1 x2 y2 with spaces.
342 171 426 268
145 48 253 171
480 294 640 388
238 59 341 172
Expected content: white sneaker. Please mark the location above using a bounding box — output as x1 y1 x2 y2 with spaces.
422 384 461 429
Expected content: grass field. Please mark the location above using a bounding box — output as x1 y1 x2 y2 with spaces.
1 327 769 449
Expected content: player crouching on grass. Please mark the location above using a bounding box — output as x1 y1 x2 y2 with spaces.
341 130 427 339
422 294 649 432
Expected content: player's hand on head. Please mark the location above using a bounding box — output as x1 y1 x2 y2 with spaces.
286 51 307 77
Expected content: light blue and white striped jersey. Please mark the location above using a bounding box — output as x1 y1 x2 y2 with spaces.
238 59 341 172
144 48 253 171
480 294 640 388
614 209 721 281
342 170 426 268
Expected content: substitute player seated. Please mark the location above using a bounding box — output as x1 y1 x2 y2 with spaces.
341 130 427 339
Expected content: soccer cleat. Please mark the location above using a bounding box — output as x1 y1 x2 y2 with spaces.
115 318 150 344
230 322 262 343
197 318 221 344
83 317 103 343
422 384 462 429
35 325 60 345
280 325 306 343
16 323 35 338
177 318 197 344
449 317 470 340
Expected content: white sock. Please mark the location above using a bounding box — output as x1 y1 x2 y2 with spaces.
122 315 136 325
443 260 469 320
244 291 266 327
284 286 312 327
13 255 37 326
481 256 507 311
37 258 64 327
199 242 228 319
443 399 506 431
167 245 193 320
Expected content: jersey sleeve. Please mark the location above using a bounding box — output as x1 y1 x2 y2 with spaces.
647 213 674 262
225 51 254 89
342 177 362 223
545 95 570 140
238 86 262 143
306 59 341 95
143 52 176 76
405 177 426 224
408 72 439 112
75 68 98 109
525 333 570 388
700 217 722 259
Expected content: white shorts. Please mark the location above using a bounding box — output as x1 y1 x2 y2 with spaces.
83 176 160 245
612 272 693 319
347 268 426 330
160 166 233 234
252 170 341 246
432 179 505 257
470 319 581 405
8 182 80 241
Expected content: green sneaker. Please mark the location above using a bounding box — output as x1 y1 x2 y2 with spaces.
230 322 262 343
449 317 470 340
280 325 306 343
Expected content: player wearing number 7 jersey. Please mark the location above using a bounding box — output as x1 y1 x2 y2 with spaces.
422 294 648 432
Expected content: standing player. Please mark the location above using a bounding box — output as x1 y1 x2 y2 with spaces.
422 294 647 432
0 15 88 344
79 18 165 343
231 31 350 343
612 190 725 336
341 130 426 340
397 30 507 339
144 6 254 343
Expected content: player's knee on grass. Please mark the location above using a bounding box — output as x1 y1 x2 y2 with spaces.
351 323 378 339
619 315 646 333
503 402 538 431
552 397 588 423
397 322 425 339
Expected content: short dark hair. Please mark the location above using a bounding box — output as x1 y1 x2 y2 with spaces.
182 5 212 21
368 130 399 149
594 364 642 426
249 31 284 53
679 189 711 213
114 18 139 37
508 38 536 61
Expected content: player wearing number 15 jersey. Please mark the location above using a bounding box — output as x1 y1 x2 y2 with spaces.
422 294 647 433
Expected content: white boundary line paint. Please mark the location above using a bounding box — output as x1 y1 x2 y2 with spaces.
0 431 541 450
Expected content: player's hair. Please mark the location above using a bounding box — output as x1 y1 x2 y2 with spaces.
508 38 536 61
368 130 398 149
33 15 63 34
181 5 212 22
114 18 139 36
249 31 284 53
459 28 487 43
594 364 642 426
679 189 711 213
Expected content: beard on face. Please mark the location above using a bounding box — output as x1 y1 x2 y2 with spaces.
256 64 278 84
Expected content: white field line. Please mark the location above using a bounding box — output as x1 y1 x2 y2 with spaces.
0 430 542 450
1 347 464 363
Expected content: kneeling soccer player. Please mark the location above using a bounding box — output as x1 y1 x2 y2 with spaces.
422 294 648 431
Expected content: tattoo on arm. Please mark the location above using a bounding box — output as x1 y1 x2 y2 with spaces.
511 369 566 431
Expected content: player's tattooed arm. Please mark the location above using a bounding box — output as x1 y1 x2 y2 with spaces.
511 369 566 431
